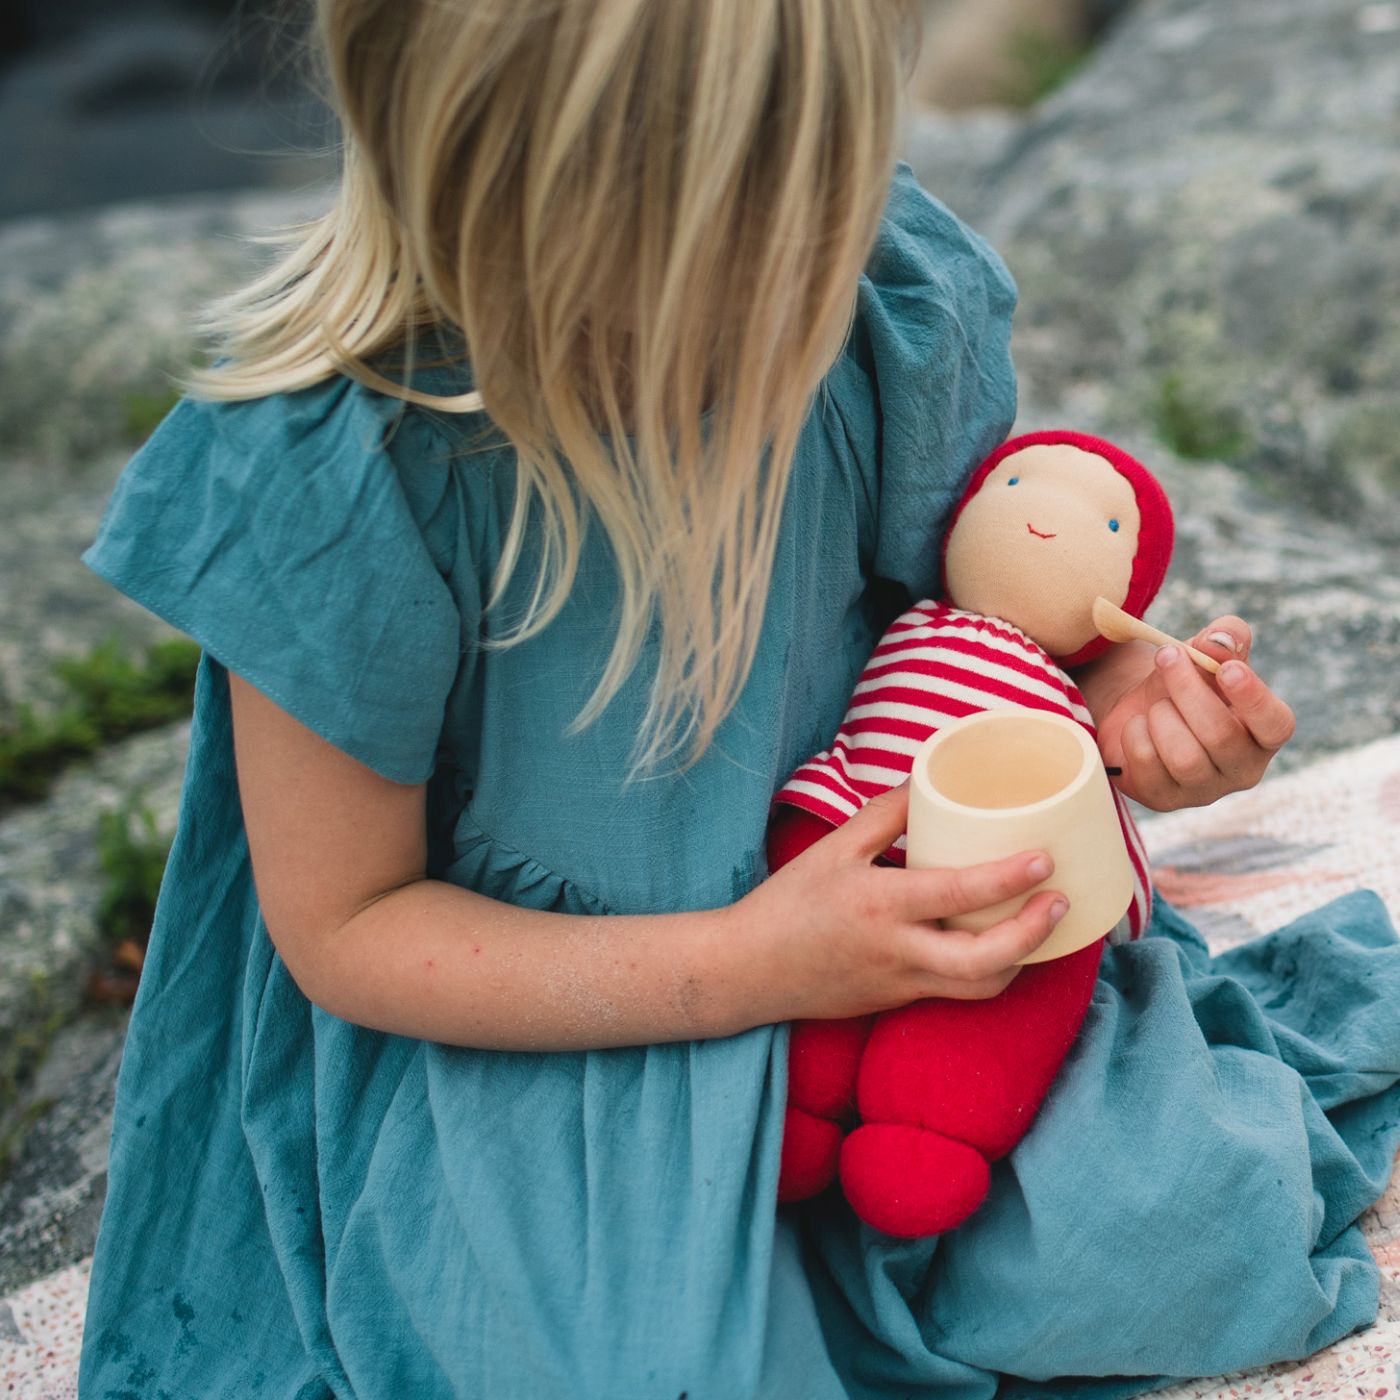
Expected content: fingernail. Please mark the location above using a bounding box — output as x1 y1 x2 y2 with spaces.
1049 899 1069 923
1220 660 1248 689
1157 645 1180 669
1207 631 1239 653
1028 855 1053 881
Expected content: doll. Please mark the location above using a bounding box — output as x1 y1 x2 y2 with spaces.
768 429 1174 1238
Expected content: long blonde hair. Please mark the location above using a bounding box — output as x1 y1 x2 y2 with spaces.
191 0 917 773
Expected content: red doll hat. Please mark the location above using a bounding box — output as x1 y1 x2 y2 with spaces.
939 430 1176 669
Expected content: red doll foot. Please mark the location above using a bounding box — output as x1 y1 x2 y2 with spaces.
839 1122 990 1238
777 1105 845 1203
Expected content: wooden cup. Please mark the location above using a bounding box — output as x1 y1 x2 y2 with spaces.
906 710 1134 964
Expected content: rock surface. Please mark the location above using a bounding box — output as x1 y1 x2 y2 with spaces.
910 0 1092 109
0 454 174 715
0 1007 128 1296
1141 454 1400 771
0 186 327 467
0 4 336 221
0 723 186 1295
906 0 1400 772
906 0 1400 538
0 725 187 1161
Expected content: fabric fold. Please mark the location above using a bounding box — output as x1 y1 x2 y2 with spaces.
80 381 469 785
444 810 613 917
793 890 1400 1398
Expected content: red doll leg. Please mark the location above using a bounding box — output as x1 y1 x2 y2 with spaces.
840 936 1106 1238
778 1015 875 1201
767 806 874 1203
765 804 833 873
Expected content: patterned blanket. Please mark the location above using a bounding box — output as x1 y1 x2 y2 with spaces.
4 735 1399 1399
1140 733 1400 1400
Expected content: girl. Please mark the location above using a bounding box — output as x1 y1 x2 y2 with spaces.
78 2 1400 1396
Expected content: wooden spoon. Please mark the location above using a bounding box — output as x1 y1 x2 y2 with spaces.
1091 596 1221 675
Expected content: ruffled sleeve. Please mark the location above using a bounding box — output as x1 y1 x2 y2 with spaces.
82 377 464 785
828 161 1018 602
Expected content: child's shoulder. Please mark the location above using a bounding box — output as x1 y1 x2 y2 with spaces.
169 371 452 469
143 367 509 551
839 163 1017 385
84 370 474 785
826 167 1020 607
864 162 1017 300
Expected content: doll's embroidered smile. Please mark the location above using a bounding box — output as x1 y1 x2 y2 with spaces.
1026 522 1057 538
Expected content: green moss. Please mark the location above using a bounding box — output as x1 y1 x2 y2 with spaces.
1151 371 1250 462
95 795 172 945
52 637 200 732
0 641 191 1177
0 1094 57 1182
121 385 181 444
999 26 1092 108
1328 404 1400 492
0 972 66 1183
0 706 103 802
0 637 200 806
0 792 173 1184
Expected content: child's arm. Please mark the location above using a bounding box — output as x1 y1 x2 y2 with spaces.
1073 614 1296 811
229 675 1068 1052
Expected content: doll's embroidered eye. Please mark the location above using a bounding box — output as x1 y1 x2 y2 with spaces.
1007 476 1019 485
1109 519 1120 532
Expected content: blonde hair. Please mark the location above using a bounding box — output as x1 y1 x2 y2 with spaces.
191 0 918 773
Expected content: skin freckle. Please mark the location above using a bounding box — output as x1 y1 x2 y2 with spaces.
676 975 706 1028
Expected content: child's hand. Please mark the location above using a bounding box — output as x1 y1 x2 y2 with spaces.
1087 616 1296 812
739 783 1068 1022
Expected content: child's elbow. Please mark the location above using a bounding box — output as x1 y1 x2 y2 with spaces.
259 884 417 1027
258 907 343 1014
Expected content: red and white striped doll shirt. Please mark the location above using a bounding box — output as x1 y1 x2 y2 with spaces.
775 598 1152 944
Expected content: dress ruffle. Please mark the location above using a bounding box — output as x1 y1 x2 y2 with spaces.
794 890 1400 1400
444 810 612 916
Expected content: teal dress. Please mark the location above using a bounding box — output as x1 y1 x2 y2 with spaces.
79 165 1400 1399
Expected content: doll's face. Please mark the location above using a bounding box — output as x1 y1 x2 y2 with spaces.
944 443 1141 657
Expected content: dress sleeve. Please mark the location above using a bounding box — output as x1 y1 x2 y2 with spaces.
81 377 465 785
828 161 1018 602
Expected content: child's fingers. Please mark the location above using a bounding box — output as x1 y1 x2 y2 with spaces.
1190 614 1252 666
1146 697 1219 787
1158 638 1294 758
1215 661 1298 752
1125 652 1295 809
907 891 1068 989
1119 713 1182 807
894 849 1055 923
834 781 910 861
1152 645 1253 774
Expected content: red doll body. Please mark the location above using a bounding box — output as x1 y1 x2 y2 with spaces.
770 431 1175 1238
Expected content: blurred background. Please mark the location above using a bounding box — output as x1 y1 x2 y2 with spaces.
0 0 334 219
0 0 1131 219
0 0 1398 1385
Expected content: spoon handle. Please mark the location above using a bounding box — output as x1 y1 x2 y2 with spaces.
1093 597 1222 674
1128 618 1222 674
